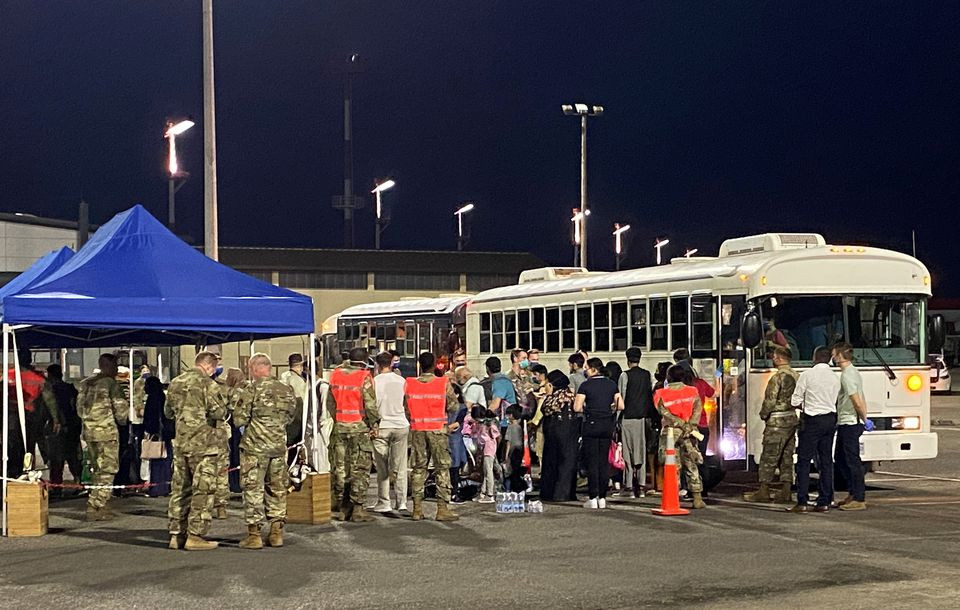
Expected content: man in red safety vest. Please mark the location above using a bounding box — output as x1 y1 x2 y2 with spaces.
5 349 60 479
653 364 706 509
326 347 380 522
404 351 460 522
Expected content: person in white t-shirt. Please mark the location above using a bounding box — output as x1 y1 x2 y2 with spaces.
369 351 410 512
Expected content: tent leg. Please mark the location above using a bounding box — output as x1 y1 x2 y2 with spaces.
309 333 319 470
129 348 135 422
2 324 9 537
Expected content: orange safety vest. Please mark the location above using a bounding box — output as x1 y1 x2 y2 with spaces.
330 368 370 423
653 384 700 422
404 376 448 432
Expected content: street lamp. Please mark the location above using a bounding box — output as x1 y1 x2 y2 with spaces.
684 248 698 258
165 119 194 231
655 237 670 265
613 223 631 271
454 202 475 251
371 179 396 249
570 208 591 266
562 103 603 269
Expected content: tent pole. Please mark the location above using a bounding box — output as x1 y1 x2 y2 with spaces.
2 324 9 536
11 331 27 470
309 333 318 470
128 349 135 423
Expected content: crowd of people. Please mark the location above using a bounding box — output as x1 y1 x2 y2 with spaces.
2 336 872 547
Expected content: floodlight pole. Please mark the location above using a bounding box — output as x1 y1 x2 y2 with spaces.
203 0 219 260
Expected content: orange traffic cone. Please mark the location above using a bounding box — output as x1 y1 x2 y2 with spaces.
522 421 532 468
652 427 689 516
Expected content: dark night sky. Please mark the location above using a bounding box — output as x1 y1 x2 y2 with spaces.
1 2 959 293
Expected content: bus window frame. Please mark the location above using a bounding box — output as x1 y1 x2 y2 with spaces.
546 306 561 353
518 308 531 350
670 294 689 351
576 302 593 353
611 299 629 352
650 297 668 351
629 297 649 350
593 300 611 353
561 305 576 351
531 306 546 352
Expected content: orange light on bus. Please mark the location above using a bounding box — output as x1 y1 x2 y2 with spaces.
906 374 923 392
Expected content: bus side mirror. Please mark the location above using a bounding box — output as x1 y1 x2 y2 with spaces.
929 314 946 353
742 310 763 349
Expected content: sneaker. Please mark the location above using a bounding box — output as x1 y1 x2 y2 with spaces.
478 495 495 504
451 496 466 505
397 503 409 512
638 488 646 498
598 498 607 509
613 482 621 491
619 489 634 498
368 501 392 513
583 497 599 510
839 500 867 511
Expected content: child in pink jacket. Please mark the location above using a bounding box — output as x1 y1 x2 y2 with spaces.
465 407 500 503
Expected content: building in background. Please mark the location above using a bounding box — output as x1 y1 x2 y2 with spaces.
0 212 81 286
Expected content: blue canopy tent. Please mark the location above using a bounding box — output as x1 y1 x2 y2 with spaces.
1 205 314 347
0 246 74 314
2 206 321 535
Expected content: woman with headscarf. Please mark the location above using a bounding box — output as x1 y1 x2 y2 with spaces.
538 370 580 502
143 376 174 497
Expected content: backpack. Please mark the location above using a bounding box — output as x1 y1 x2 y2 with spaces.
478 378 495 404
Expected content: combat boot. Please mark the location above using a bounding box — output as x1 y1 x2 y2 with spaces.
214 505 228 520
168 534 186 550
692 492 707 509
239 524 263 550
267 521 284 547
743 483 772 503
184 534 219 551
411 498 423 521
774 483 793 504
435 500 459 522
348 505 375 523
335 499 354 522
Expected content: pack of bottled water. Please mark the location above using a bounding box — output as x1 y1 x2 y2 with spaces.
525 500 544 513
495 491 526 513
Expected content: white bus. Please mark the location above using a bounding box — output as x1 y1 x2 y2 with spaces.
466 233 944 477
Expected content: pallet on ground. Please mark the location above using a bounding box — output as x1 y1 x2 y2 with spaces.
286 472 331 525
5 480 48 537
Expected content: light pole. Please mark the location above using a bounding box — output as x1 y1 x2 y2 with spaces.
613 223 631 271
371 179 395 249
202 0 219 260
684 248 698 258
571 208 591 267
454 202 475 251
655 237 670 265
165 119 194 232
562 103 603 269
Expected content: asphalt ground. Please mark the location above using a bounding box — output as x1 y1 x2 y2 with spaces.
2 394 960 609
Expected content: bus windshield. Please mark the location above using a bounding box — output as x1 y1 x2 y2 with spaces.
752 294 923 368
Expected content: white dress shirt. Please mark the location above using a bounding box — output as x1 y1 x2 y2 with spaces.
375 372 409 429
790 362 841 416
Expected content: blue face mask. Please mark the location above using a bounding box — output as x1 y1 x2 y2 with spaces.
519 359 530 369
213 366 223 379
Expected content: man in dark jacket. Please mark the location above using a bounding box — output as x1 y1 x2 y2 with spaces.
617 347 656 498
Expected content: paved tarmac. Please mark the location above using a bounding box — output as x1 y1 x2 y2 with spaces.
2 394 960 608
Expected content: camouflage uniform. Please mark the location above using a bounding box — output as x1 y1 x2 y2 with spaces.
76 374 127 510
405 374 459 502
656 383 704 493
234 377 297 525
326 363 379 507
212 378 233 511
757 364 800 484
165 368 227 537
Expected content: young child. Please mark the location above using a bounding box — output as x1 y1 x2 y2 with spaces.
465 407 500 503
504 405 526 492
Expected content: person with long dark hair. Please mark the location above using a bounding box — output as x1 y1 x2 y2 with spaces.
143 375 174 497
574 358 624 509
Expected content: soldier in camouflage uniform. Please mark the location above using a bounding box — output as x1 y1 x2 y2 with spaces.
165 351 229 551
744 346 800 503
326 347 380 522
211 360 234 520
76 353 127 521
233 353 297 549
654 365 706 509
405 352 460 521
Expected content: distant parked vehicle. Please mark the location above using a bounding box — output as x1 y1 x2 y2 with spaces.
930 353 952 393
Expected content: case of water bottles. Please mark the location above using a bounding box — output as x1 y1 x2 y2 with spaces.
495 491 525 513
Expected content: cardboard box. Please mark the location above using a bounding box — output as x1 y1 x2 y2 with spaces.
5 481 48 537
286 472 331 525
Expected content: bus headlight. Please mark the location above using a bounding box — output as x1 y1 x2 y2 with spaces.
891 417 921 430
906 374 923 392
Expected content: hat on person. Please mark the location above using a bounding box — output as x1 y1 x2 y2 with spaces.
547 370 569 389
288 353 304 366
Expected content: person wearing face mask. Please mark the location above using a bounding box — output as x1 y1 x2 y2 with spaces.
507 348 535 415
527 363 549 461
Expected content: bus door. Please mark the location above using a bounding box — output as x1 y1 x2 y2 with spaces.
717 295 748 468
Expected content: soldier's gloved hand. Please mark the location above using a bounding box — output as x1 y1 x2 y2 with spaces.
864 419 875 432
369 425 380 439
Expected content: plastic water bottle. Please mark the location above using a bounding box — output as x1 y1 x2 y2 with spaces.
495 492 505 513
518 490 526 512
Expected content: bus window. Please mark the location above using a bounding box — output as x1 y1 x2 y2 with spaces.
546 307 560 352
518 309 531 350
561 306 575 350
577 304 593 352
751 295 846 367
418 322 431 354
612 301 628 351
719 295 747 463
692 295 715 352
492 312 504 353
531 307 545 351
479 313 491 353
630 299 648 349
594 302 610 352
671 296 689 350
650 298 668 351
505 311 517 350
